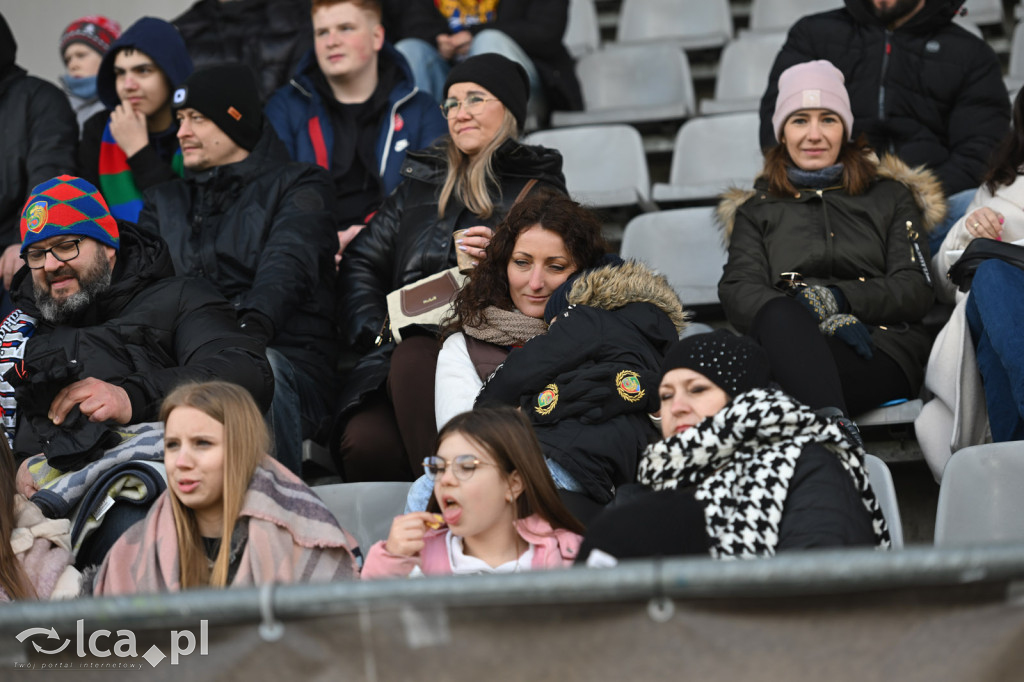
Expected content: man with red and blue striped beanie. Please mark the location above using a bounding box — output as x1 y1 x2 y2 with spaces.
3 174 274 566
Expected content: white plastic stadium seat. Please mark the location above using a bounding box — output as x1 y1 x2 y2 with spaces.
652 112 763 203
1005 21 1024 95
863 454 904 549
565 0 600 58
747 0 843 34
959 0 1003 27
314 481 413 551
526 124 654 210
934 442 1024 546
700 32 787 115
551 44 696 127
619 207 727 307
617 0 733 51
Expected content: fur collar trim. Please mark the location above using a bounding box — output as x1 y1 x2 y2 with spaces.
568 259 690 333
716 153 947 241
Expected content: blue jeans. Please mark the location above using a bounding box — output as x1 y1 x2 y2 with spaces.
965 259 1024 442
930 187 977 253
404 457 584 513
266 348 331 476
395 30 543 105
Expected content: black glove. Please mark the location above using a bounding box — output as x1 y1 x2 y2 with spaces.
795 284 840 323
820 314 874 359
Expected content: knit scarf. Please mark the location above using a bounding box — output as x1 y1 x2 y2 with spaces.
787 163 844 189
637 388 890 559
98 119 184 222
462 305 548 346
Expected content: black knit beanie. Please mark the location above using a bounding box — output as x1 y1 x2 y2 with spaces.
443 53 529 130
172 64 263 151
660 330 771 398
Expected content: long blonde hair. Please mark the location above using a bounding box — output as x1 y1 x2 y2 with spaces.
0 438 36 600
437 108 518 219
160 381 268 589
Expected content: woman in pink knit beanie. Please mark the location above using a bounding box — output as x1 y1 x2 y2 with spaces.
717 58 945 427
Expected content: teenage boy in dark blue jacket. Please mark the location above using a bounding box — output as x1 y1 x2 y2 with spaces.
265 0 446 264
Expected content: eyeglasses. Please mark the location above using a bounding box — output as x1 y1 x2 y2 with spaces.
22 238 85 269
422 454 498 481
440 95 498 119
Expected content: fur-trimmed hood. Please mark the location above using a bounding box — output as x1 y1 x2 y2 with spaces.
716 153 947 241
566 259 690 333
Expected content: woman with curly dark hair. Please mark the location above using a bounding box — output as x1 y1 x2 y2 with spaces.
404 191 684 520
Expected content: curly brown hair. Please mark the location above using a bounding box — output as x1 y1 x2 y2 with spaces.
445 189 608 334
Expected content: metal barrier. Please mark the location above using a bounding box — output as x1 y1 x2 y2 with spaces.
3 545 1024 680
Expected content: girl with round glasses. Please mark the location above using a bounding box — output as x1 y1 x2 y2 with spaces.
361 406 584 578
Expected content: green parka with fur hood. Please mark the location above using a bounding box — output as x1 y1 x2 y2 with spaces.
717 153 943 396
477 260 686 503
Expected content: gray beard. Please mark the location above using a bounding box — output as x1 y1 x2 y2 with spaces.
33 260 113 324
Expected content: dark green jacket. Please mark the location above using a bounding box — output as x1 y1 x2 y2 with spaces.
717 154 944 394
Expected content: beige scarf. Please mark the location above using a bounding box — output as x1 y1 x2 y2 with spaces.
463 305 548 346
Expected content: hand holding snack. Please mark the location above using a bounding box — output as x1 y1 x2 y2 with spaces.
384 512 445 557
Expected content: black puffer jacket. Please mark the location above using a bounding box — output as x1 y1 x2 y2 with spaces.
0 15 77 248
340 138 566 352
717 154 942 395
136 126 338 386
173 0 313 100
396 0 582 111
5 224 274 458
476 260 687 503
758 0 1008 195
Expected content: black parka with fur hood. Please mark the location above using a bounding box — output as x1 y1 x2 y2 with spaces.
717 154 943 397
477 260 688 504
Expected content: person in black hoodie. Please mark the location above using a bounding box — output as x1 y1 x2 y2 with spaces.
137 65 338 476
78 17 194 223
758 0 1009 250
0 12 78 305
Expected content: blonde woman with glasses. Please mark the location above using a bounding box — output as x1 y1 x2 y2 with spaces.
334 53 567 484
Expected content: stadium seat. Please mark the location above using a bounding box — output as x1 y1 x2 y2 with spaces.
652 112 763 203
551 44 696 127
617 0 733 51
700 32 787 115
619 207 726 307
526 124 654 210
314 481 413 551
1006 21 1024 95
747 0 842 34
959 0 1004 27
565 0 600 58
863 454 905 549
934 442 1024 546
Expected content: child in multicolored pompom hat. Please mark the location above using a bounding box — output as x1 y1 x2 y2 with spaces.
20 175 120 254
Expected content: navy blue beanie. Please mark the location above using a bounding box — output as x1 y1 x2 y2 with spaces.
96 17 193 111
